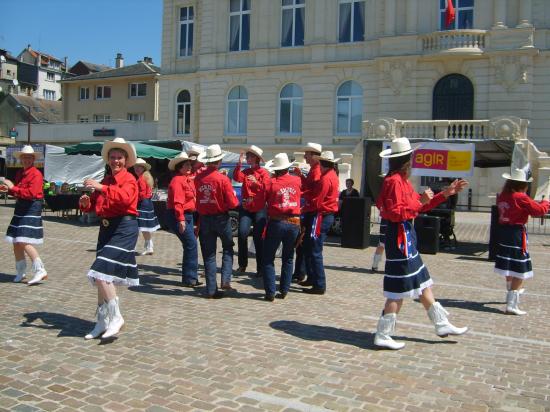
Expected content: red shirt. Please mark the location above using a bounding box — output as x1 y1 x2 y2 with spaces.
9 166 44 200
194 167 239 215
233 164 270 212
82 168 138 218
497 191 549 225
137 175 152 201
167 174 196 222
301 163 321 213
314 168 340 214
376 172 446 222
265 173 302 217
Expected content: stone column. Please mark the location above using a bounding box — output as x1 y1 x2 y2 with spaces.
517 0 532 28
405 0 418 34
384 0 396 36
492 0 507 29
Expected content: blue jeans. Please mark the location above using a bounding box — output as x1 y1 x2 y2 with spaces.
199 214 234 296
238 207 267 272
303 213 334 291
166 210 198 283
262 220 300 297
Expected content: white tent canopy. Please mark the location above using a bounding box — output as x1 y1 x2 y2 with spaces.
44 145 104 184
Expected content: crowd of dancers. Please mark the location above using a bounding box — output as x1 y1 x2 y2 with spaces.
1 136 547 349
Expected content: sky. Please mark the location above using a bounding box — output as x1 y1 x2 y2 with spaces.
0 0 162 68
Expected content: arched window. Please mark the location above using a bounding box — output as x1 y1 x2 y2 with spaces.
176 90 191 136
279 83 303 134
226 86 248 135
336 80 362 134
432 74 473 120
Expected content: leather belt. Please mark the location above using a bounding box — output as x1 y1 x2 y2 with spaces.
271 215 301 226
100 215 136 228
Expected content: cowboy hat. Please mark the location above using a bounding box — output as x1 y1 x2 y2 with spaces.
101 137 137 167
134 158 151 171
319 151 341 164
197 144 225 163
502 168 533 183
243 145 264 161
379 137 414 158
186 144 204 159
302 142 322 154
13 145 42 160
168 152 191 171
265 153 292 171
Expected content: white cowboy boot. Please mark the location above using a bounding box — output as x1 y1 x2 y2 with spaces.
374 313 405 350
14 260 27 283
102 297 124 339
85 303 109 340
141 239 154 256
428 302 468 337
371 253 382 271
27 258 47 285
506 290 527 315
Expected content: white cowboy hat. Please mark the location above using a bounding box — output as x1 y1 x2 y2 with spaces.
302 142 322 154
265 153 292 171
379 137 414 158
319 151 341 164
244 145 264 161
186 144 204 159
13 145 42 160
101 137 137 167
134 158 151 171
502 168 533 183
168 152 191 171
197 144 225 163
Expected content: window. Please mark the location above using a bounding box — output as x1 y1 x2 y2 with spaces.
336 81 363 134
226 86 248 134
440 0 473 30
43 89 56 100
46 72 55 81
129 83 147 98
96 85 111 99
94 114 111 123
179 6 194 57
176 90 191 135
281 0 305 47
77 115 89 123
279 83 302 134
339 0 365 43
79 87 90 100
229 0 250 52
128 113 145 122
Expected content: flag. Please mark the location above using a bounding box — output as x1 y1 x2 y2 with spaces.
445 0 456 28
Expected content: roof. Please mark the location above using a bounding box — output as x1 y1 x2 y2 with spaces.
68 60 111 74
0 49 18 62
61 62 160 82
7 94 63 123
65 141 181 159
27 49 64 63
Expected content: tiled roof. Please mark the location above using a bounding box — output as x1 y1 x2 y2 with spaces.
61 62 160 82
28 49 64 63
8 94 63 123
80 61 111 72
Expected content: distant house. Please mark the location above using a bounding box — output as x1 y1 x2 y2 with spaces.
0 49 19 96
69 61 111 77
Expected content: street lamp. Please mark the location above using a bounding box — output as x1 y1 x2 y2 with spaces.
15 103 31 145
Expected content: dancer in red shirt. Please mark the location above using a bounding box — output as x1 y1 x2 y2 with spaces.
1 145 48 285
79 138 139 340
374 138 468 350
494 168 549 315
233 145 269 277
195 144 239 298
134 158 160 255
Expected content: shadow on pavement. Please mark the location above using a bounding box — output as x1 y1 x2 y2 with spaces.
0 273 15 283
323 265 379 275
21 312 94 338
270 320 457 350
129 274 200 297
137 263 180 277
436 298 505 314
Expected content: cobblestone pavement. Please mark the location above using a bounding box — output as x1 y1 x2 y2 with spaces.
1 202 550 412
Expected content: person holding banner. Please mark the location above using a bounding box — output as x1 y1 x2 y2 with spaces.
374 137 469 350
134 158 160 255
494 169 549 315
1 145 48 285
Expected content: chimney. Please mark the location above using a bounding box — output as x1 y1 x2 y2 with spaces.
143 57 153 64
115 53 124 68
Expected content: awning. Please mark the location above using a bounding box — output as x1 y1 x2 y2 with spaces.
64 142 181 159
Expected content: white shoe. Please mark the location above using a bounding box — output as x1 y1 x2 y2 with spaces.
506 290 527 315
374 313 405 350
14 260 27 283
428 302 468 337
27 269 48 286
85 303 109 340
102 298 124 339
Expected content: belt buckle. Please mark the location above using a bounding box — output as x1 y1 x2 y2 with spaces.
101 218 110 228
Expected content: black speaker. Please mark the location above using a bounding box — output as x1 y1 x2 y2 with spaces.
341 197 371 249
414 215 440 255
488 205 499 261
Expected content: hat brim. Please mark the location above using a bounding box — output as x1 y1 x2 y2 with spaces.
244 148 264 162
168 157 191 171
135 162 151 171
319 157 341 164
379 148 414 158
302 147 322 155
502 173 533 183
265 159 292 171
197 152 225 163
14 152 42 160
102 141 137 167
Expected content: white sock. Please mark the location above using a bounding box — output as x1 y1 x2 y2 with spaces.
506 280 512 291
372 253 382 269
148 239 154 250
16 260 27 275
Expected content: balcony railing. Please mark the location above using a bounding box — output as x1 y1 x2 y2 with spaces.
421 30 487 54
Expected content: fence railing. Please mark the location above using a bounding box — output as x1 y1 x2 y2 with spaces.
421 30 487 53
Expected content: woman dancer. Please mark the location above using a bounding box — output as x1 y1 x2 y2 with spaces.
1 145 47 285
134 158 160 255
374 137 469 350
79 138 139 340
494 168 548 315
